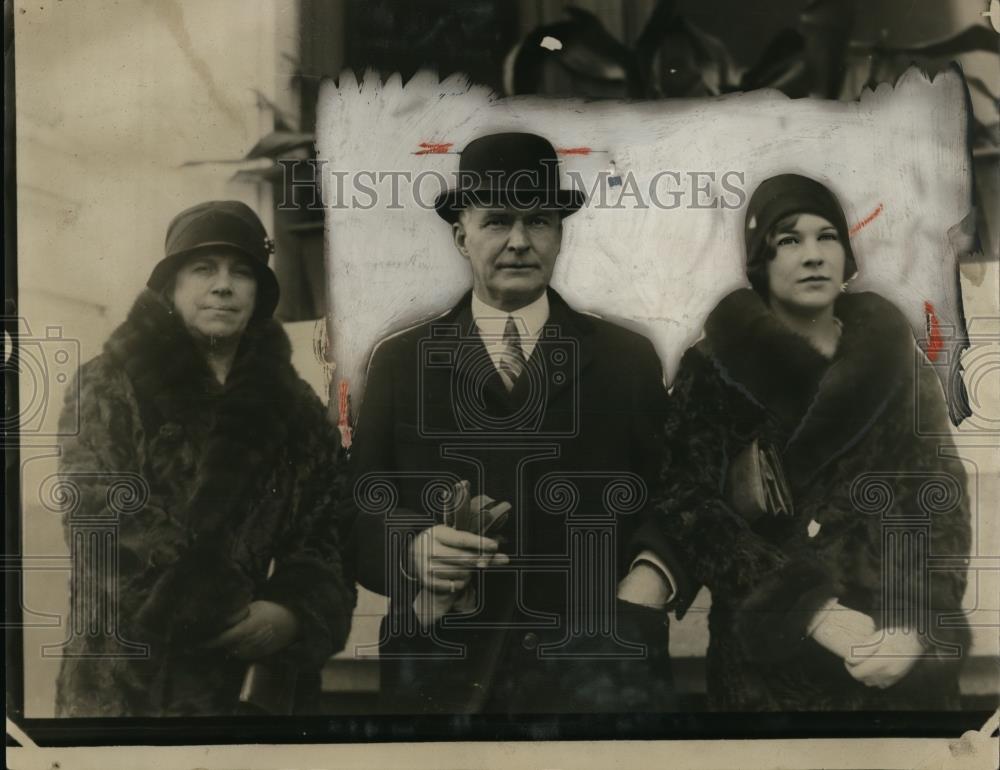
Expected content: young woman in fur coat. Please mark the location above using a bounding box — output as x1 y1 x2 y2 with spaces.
54 201 354 716
653 174 971 711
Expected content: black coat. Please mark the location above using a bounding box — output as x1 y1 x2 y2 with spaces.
54 290 355 716
654 289 971 711
348 289 688 713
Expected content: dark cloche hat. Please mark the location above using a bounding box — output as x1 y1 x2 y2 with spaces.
434 132 586 223
744 174 858 295
148 200 280 318
744 174 858 278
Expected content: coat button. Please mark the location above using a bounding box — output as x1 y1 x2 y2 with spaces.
521 632 539 650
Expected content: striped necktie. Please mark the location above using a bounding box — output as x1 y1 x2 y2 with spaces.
497 316 526 391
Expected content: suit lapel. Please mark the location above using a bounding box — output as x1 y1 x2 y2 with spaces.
511 289 595 407
447 289 596 415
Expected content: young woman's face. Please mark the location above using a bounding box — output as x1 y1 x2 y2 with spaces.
171 249 257 342
766 213 846 315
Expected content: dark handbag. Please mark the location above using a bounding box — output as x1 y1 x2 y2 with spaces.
725 438 794 521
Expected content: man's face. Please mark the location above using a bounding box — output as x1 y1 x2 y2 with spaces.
171 249 257 342
453 205 563 312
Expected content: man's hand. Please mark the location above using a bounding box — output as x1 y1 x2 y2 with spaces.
411 524 508 594
844 629 923 688
616 562 672 609
410 481 511 628
203 600 301 660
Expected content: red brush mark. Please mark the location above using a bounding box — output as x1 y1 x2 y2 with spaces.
556 147 592 155
924 301 943 363
850 203 884 236
414 142 453 155
337 379 353 449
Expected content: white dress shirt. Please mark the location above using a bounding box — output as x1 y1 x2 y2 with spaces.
471 291 549 369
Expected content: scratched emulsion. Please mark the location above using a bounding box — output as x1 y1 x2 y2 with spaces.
316 68 973 427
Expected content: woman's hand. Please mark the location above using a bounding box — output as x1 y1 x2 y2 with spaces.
203 600 301 660
807 599 876 659
844 629 923 688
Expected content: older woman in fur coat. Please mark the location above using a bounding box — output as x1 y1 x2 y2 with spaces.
653 175 971 711
54 201 354 717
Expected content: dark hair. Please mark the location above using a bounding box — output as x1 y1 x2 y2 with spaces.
747 213 801 300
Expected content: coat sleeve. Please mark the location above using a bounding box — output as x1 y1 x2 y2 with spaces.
57 358 192 640
651 348 836 645
343 337 434 598
257 384 357 671
623 336 699 615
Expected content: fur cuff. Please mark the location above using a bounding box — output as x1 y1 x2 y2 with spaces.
257 561 355 671
735 558 837 663
134 548 255 645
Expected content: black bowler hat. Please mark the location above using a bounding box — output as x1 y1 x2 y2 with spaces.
434 132 586 223
148 200 280 319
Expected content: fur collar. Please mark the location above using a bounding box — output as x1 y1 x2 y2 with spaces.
702 289 915 490
105 289 302 541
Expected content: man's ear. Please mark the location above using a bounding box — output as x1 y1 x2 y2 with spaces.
452 219 468 257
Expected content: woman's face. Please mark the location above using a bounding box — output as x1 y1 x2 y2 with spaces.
171 249 257 342
766 213 846 315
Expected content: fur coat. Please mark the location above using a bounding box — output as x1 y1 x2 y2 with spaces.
655 289 971 711
54 290 355 717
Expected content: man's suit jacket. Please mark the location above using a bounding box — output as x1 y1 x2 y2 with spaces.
349 289 691 713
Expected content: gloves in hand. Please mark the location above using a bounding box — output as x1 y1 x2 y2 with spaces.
409 483 510 628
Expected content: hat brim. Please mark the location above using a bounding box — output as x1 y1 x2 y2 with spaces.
434 188 586 223
147 244 280 319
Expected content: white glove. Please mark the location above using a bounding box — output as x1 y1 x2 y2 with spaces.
844 629 924 688
807 598 877 659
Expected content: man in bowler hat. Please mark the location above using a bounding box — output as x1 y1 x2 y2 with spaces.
349 133 693 714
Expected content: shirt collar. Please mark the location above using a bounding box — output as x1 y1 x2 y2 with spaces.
471 291 550 340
